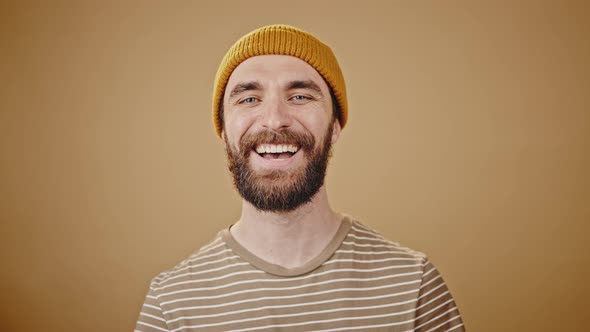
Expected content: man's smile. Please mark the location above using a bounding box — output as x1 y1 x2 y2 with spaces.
250 143 304 170
254 143 299 160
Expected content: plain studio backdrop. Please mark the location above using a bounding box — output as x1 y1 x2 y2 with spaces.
1 1 589 331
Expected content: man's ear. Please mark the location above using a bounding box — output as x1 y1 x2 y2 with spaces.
331 119 342 144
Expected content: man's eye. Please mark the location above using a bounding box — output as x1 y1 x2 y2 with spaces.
241 97 258 104
292 95 309 101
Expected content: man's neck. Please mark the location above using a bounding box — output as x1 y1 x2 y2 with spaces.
230 186 342 269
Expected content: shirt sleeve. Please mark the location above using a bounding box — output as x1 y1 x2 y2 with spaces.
414 258 466 332
135 284 169 332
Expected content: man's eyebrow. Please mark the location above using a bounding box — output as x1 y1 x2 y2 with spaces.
228 81 263 99
287 80 323 96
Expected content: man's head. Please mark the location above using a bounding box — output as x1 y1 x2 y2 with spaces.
212 25 348 212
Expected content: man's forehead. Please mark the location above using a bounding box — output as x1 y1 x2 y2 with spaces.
226 55 328 91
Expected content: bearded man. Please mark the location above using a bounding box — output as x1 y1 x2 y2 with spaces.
135 24 465 332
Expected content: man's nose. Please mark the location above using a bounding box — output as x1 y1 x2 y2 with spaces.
261 98 292 130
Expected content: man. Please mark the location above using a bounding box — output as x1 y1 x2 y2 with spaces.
135 24 465 332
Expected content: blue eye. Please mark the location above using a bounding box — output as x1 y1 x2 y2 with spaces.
242 97 258 104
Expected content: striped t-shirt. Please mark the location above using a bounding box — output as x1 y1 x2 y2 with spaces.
135 216 465 332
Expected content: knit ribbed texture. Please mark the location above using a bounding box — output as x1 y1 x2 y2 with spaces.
212 24 348 137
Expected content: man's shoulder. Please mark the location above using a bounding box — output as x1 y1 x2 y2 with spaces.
346 217 427 261
148 231 230 289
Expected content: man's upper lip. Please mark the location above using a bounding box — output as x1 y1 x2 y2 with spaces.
254 143 299 154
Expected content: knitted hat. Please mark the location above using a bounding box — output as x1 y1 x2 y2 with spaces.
212 24 348 137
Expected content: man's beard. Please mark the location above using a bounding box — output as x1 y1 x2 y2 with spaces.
224 123 334 213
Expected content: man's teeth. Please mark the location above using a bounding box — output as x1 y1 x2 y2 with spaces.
255 144 298 154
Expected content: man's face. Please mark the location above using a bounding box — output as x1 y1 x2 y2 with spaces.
221 55 341 212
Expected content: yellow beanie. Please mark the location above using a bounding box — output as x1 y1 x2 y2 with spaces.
212 24 348 138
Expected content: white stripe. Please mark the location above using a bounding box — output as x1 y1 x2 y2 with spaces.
351 221 384 237
187 247 232 264
420 275 442 290
350 223 403 248
160 266 420 299
348 244 411 254
140 312 166 322
342 241 401 249
164 287 420 315
153 255 241 289
419 282 446 300
153 262 251 296
295 296 450 332
444 323 464 332
312 321 416 332
153 247 232 285
155 270 266 292
334 249 417 257
190 241 227 260
350 225 384 238
156 263 422 299
170 300 419 332
415 307 459 330
155 263 422 296
154 241 225 283
323 257 419 266
231 311 417 332
424 314 462 332
156 262 258 285
136 321 168 332
160 278 421 305
415 299 455 321
423 264 436 277
168 291 420 323
143 303 160 311
159 269 421 299
313 323 406 332
346 233 399 245
197 237 222 252
416 290 451 311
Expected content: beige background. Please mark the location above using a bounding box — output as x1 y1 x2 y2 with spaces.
1 1 589 331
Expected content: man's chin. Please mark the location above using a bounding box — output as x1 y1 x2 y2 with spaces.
248 158 305 178
251 172 305 188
